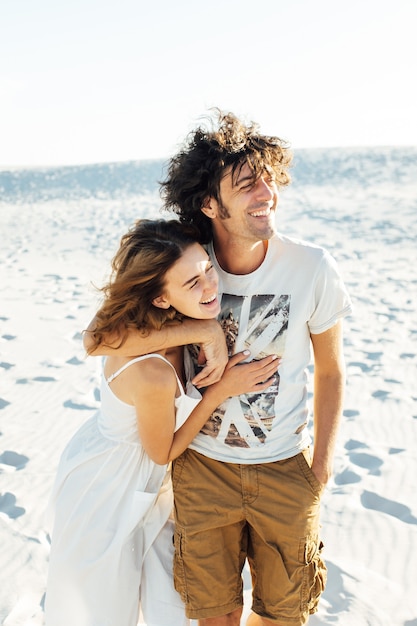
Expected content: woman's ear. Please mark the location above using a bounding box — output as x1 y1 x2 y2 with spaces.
201 196 218 219
152 295 171 309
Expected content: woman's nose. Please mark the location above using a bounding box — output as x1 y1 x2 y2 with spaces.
203 273 218 292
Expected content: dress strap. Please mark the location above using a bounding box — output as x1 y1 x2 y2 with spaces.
106 354 185 395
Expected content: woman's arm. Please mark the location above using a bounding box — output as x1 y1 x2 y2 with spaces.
135 351 280 465
83 316 228 386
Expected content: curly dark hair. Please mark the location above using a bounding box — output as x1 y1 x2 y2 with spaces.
87 219 201 352
161 109 293 243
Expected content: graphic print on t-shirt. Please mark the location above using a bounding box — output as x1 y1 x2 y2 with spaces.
201 293 290 448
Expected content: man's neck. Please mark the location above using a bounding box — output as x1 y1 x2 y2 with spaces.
212 238 268 275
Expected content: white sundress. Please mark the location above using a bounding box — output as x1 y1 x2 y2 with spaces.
45 353 201 626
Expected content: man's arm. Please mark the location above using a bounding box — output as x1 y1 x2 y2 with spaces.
83 316 228 387
310 320 346 486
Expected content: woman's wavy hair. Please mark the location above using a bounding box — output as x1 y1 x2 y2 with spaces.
87 219 200 353
161 109 293 243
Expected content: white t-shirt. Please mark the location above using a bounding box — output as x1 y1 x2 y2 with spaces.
188 232 352 463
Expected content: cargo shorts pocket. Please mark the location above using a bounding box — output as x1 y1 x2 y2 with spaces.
299 537 327 616
173 526 187 603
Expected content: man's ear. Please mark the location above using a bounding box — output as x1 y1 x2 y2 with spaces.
152 295 171 309
201 196 218 219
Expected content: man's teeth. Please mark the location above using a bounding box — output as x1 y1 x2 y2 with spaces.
251 208 271 217
202 294 217 304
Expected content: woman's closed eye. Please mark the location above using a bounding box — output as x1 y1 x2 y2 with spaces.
189 264 215 289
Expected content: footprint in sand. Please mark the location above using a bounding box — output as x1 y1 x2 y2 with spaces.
343 409 360 418
63 399 96 410
364 351 384 360
348 361 373 373
66 356 84 366
0 492 26 519
334 440 367 485
349 451 383 476
0 450 29 470
372 389 390 399
345 439 368 451
1 334 17 341
361 490 417 525
336 439 383 484
334 468 362 485
0 361 15 370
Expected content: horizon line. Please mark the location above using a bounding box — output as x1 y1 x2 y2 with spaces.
1 143 417 172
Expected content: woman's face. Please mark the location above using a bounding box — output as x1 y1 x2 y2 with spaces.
153 243 220 319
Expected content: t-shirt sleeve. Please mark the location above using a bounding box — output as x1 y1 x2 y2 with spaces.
308 250 353 334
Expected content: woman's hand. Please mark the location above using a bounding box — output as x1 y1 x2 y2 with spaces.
210 351 280 401
192 323 229 388
163 351 280 463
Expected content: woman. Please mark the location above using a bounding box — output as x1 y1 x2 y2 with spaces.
45 219 278 626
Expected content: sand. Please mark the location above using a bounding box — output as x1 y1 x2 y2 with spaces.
1 147 416 625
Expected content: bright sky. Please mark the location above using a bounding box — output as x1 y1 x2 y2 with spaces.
1 0 416 167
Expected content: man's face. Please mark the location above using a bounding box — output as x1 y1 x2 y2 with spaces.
208 162 279 243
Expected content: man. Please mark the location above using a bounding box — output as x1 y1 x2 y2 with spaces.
84 110 352 625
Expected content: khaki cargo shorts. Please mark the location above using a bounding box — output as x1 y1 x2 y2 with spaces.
172 448 326 624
